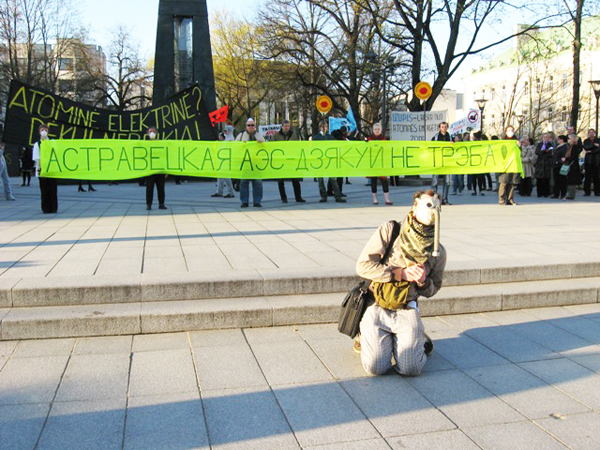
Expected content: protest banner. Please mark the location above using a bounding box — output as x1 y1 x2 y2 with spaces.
450 109 481 136
2 80 216 146
389 111 447 141
39 138 522 180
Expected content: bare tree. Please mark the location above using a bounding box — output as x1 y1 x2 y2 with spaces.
259 0 406 135
0 0 82 94
84 25 152 110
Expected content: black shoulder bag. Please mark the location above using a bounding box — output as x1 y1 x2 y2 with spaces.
337 220 401 338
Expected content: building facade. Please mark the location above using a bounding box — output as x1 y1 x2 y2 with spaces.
462 17 600 139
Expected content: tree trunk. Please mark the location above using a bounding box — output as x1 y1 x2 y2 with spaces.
570 0 584 128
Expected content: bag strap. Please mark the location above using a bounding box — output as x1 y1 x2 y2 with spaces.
381 220 400 264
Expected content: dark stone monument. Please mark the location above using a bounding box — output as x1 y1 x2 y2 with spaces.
153 0 217 111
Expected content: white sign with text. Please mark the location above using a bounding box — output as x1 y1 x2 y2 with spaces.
390 110 447 141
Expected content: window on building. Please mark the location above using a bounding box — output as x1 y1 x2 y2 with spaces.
561 107 567 122
524 81 528 95
491 114 495 127
547 108 553 121
59 58 73 71
549 76 553 91
563 74 568 89
491 88 496 100
536 78 541 93
502 85 506 97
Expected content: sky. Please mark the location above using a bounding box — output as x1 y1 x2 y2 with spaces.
79 0 533 95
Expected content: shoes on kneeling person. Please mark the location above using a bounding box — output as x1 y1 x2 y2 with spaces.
424 333 434 356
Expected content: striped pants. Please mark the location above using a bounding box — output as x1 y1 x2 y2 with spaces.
359 303 427 376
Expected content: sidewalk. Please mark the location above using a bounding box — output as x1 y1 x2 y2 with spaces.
2 177 600 282
1 304 600 449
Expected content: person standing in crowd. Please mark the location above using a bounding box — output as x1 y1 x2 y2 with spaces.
498 126 519 205
519 136 536 197
145 126 167 210
313 120 346 203
353 189 445 376
273 120 305 203
330 126 348 197
32 124 57 213
565 133 583 200
236 118 265 207
552 135 569 199
367 123 392 205
211 124 236 199
582 128 600 196
470 131 486 197
0 141 16 201
78 181 96 192
430 121 451 205
450 134 464 195
19 145 33 187
534 133 554 198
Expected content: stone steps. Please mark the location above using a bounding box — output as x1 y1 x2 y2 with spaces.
3 257 600 309
2 277 599 340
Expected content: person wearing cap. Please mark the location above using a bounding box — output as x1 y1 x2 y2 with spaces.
211 124 236 199
32 124 57 213
145 127 167 210
272 120 305 203
235 118 265 207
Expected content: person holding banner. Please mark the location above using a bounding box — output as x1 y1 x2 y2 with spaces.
145 127 167 210
367 123 392 205
312 120 346 203
272 120 305 204
32 124 57 213
236 118 265 207
211 124 236 199
431 122 451 205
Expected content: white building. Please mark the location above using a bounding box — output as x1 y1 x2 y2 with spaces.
462 16 600 139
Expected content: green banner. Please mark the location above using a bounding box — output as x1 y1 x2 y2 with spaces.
40 139 523 180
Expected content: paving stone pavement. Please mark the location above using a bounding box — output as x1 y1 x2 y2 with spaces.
2 177 600 281
1 304 600 449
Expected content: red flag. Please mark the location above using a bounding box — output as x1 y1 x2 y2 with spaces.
209 105 229 126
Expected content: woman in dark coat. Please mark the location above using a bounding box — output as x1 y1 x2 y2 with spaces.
19 146 34 186
534 133 554 197
565 134 582 200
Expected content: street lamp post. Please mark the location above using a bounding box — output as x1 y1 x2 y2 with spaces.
515 113 525 137
589 80 600 133
475 98 488 134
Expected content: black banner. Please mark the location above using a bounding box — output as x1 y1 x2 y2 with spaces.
2 80 217 146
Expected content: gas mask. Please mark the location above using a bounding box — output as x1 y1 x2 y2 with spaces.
148 132 156 140
40 130 48 139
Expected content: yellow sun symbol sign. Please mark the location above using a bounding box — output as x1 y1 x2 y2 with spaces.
316 95 333 114
415 82 432 100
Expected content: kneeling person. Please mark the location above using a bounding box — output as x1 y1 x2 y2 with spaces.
355 189 446 376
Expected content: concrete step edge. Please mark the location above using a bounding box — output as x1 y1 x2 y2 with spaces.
2 281 599 340
4 258 600 308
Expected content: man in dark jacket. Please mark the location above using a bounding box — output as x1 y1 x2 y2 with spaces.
582 128 600 196
430 121 452 205
312 121 346 203
273 120 305 203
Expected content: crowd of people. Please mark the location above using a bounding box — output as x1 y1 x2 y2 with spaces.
431 122 595 205
2 119 597 213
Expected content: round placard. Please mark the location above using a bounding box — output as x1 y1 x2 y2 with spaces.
316 95 333 114
415 82 432 100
